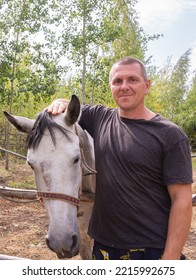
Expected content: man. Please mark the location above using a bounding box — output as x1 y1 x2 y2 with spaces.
48 57 193 260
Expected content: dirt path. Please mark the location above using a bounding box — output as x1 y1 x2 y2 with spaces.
0 199 59 259
0 197 195 260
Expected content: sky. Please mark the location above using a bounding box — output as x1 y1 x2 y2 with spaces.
135 0 196 73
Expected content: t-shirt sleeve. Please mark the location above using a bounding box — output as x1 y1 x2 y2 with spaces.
79 104 110 137
163 138 193 185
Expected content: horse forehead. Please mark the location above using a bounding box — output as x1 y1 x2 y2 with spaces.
28 136 79 159
52 113 69 128
28 132 79 164
51 114 79 142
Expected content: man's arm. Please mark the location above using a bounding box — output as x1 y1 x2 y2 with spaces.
162 183 192 259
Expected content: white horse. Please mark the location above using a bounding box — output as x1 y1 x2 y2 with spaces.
4 95 96 259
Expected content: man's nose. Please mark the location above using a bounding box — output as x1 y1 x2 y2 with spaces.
121 80 130 90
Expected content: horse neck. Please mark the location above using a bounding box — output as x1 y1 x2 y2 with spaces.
75 124 94 163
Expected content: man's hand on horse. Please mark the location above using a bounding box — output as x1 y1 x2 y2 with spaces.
47 98 69 115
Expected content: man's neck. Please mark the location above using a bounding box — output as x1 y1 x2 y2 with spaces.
118 106 156 120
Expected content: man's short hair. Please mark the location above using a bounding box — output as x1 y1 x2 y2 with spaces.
109 57 148 83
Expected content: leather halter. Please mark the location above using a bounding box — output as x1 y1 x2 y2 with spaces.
37 191 80 207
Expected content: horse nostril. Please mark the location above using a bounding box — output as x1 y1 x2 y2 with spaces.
45 236 55 252
71 234 78 251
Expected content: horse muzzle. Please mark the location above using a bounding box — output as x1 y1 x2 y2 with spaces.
45 232 79 259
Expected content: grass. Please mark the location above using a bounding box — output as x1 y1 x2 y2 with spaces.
0 158 35 189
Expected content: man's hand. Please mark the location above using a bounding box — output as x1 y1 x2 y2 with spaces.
47 98 69 115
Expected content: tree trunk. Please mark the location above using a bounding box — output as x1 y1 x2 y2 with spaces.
5 31 20 170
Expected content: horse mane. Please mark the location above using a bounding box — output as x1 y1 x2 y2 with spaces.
27 110 70 149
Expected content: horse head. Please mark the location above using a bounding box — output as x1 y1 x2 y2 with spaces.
4 95 95 259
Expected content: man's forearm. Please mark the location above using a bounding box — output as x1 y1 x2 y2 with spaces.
162 198 192 260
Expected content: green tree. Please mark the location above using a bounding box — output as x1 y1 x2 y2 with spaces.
60 0 160 105
145 50 195 146
169 49 191 120
0 0 66 168
176 73 196 149
0 0 66 114
148 50 191 120
60 0 112 103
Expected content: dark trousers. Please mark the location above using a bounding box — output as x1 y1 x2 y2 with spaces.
92 241 186 260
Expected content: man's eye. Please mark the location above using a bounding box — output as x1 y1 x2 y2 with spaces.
113 79 122 85
129 77 138 83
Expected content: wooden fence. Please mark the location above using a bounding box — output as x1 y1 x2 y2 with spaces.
0 121 27 169
0 122 26 154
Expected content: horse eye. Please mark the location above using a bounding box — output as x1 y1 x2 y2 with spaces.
73 157 80 164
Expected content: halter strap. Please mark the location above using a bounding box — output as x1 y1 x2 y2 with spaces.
37 191 80 207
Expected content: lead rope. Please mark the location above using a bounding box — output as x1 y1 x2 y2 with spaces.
0 193 39 204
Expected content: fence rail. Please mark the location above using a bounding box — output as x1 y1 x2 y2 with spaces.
0 147 27 159
0 254 29 260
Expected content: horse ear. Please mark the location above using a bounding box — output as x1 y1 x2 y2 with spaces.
4 111 35 133
65 95 81 126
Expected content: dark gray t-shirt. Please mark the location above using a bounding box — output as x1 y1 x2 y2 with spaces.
79 105 193 249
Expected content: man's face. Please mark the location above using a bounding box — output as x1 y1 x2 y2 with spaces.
110 63 150 115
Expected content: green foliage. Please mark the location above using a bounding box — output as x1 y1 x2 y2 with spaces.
175 73 196 149
146 50 195 149
59 0 161 104
0 0 195 150
0 0 65 115
0 0 160 111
